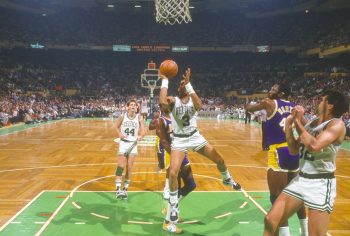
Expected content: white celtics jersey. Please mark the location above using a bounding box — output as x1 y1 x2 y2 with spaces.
120 113 139 142
299 118 340 174
170 96 198 135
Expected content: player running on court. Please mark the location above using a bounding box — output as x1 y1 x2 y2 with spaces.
159 68 241 233
114 99 145 199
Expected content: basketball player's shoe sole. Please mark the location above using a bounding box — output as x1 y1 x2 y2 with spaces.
223 178 241 190
162 221 183 234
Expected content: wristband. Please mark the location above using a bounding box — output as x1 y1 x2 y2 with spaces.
161 79 169 89
185 82 195 95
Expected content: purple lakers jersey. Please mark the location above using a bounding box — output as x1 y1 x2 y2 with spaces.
160 114 173 144
266 99 295 145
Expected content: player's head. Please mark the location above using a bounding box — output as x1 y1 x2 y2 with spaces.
159 103 170 115
178 80 188 98
318 90 349 118
268 83 290 99
127 100 138 113
153 110 160 119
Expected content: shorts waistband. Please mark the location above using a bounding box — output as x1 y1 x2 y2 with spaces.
173 130 198 138
269 142 288 149
299 171 335 179
121 139 136 143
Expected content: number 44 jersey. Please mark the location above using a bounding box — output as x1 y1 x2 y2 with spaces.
121 113 139 142
170 97 198 136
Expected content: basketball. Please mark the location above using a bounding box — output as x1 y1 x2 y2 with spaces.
159 59 178 79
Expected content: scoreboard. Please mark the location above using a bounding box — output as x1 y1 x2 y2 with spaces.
112 45 189 53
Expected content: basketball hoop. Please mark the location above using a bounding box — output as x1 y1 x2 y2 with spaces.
141 63 161 119
155 0 192 25
141 63 161 96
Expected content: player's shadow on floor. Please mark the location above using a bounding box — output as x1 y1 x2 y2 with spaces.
179 196 264 236
52 192 172 235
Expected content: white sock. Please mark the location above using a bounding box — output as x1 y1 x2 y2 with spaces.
115 179 121 191
299 218 308 236
279 226 291 236
124 179 130 190
169 190 178 206
221 169 231 179
164 178 169 190
165 202 171 222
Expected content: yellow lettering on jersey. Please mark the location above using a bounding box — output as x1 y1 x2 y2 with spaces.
277 106 291 115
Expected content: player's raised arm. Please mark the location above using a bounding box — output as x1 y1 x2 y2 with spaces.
182 68 202 111
159 75 175 111
245 98 272 113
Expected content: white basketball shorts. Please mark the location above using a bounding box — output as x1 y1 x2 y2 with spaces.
118 140 138 156
283 175 336 213
171 131 208 152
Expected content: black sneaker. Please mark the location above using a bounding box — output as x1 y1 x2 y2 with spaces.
223 177 241 190
170 206 179 223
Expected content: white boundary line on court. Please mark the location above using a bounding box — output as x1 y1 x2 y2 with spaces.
214 212 232 219
240 201 248 209
0 191 45 232
128 220 153 225
35 195 70 236
72 202 81 209
90 213 109 220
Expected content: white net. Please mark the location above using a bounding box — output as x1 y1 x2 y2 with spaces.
155 0 192 25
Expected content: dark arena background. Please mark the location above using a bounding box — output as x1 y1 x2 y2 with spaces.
0 0 349 235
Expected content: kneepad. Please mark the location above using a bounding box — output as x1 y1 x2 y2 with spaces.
116 166 124 176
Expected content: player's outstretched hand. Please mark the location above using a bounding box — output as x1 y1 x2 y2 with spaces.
182 68 191 84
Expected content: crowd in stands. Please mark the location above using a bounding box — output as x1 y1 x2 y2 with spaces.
1 51 349 138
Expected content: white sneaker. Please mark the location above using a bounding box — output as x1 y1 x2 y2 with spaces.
163 188 170 200
162 221 182 234
116 189 123 199
121 189 128 199
116 189 127 199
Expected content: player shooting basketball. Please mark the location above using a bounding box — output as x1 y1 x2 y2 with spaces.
159 61 241 234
